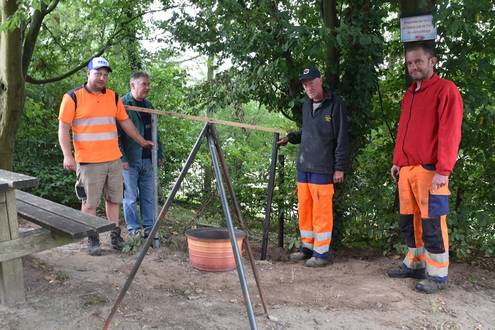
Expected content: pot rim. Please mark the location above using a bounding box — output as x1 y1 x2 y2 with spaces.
185 227 246 241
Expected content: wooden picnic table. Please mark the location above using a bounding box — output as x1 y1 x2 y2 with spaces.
0 169 115 305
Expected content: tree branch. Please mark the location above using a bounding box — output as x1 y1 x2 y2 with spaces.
23 5 177 84
45 0 61 15
25 41 115 84
170 54 203 64
22 3 49 77
280 107 295 121
41 22 67 53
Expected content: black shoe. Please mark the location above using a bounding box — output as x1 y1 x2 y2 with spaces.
110 227 125 251
415 279 447 294
87 233 102 256
386 264 426 279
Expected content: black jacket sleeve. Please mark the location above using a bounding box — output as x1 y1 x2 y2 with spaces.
332 101 349 172
287 131 302 144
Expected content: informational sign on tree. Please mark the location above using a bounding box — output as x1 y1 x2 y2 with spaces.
400 15 437 42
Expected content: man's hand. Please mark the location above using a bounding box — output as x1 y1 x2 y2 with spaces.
333 170 345 183
141 140 154 150
431 173 448 190
122 162 129 170
277 136 289 146
390 165 400 182
63 155 76 172
159 159 165 167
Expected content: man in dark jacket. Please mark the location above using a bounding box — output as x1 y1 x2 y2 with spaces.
118 72 164 237
388 44 463 294
278 67 348 267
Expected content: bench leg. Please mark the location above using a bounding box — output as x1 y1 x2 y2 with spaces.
0 190 26 305
0 259 25 304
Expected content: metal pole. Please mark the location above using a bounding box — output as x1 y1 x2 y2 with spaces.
209 126 269 316
261 133 280 260
277 154 285 248
207 127 258 330
151 113 160 248
103 124 209 330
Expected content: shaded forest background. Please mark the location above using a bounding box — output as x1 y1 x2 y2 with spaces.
1 0 493 260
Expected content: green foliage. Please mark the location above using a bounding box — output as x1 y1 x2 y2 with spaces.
14 0 165 87
11 0 495 261
14 84 79 206
339 0 495 258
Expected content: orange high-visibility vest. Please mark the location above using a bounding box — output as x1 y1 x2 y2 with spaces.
59 85 129 163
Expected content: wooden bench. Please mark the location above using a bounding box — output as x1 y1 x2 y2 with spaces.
0 169 115 305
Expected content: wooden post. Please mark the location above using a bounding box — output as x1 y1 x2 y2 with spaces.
0 169 38 305
277 154 285 248
0 187 25 304
261 133 280 260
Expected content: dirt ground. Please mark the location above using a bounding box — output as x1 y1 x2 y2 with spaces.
1 229 494 330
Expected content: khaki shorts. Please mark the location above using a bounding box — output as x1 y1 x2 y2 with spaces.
76 159 123 209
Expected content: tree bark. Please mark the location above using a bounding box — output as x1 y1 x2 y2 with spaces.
203 55 215 198
399 0 435 17
399 0 436 86
321 0 339 90
124 8 142 71
0 0 25 170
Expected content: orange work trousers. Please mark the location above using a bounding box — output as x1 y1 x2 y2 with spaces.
398 165 450 282
297 171 334 259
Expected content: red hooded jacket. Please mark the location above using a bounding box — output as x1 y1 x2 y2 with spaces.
393 74 463 176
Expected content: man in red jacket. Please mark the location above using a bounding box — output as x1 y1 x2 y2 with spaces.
388 44 463 294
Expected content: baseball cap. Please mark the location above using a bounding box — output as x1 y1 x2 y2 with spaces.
299 67 320 81
87 57 112 72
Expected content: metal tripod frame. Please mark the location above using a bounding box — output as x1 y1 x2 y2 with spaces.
103 123 268 330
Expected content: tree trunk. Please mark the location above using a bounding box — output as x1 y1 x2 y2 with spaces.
399 0 435 17
0 0 25 170
203 55 215 198
321 0 339 90
399 0 436 86
277 154 285 248
125 9 142 71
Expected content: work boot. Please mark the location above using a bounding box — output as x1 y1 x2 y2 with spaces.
304 257 330 268
386 264 426 279
289 252 311 262
87 233 102 256
110 227 125 251
415 279 447 294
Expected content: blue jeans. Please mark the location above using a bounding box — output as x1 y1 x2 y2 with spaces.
122 158 155 232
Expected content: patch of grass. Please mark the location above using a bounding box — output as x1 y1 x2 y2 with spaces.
122 233 146 254
54 270 70 282
82 293 107 306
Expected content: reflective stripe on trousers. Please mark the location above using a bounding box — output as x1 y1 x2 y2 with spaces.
399 166 450 282
297 180 334 258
